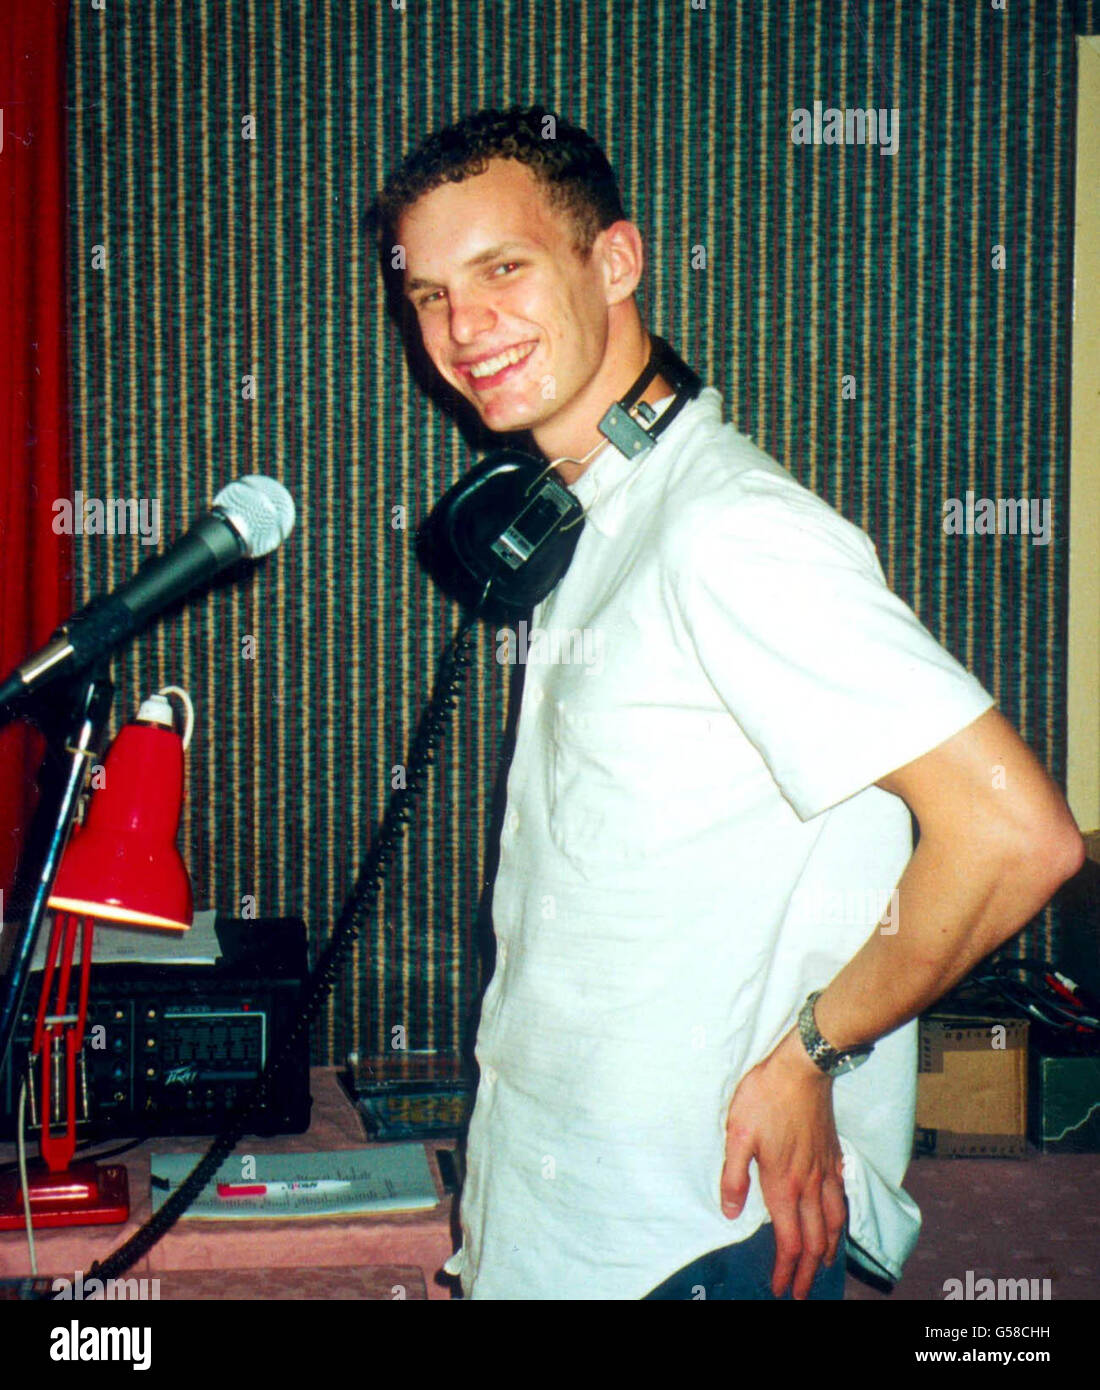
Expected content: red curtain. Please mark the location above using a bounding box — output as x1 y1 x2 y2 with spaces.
0 0 73 898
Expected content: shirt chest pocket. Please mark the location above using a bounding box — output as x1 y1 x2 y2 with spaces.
547 705 741 876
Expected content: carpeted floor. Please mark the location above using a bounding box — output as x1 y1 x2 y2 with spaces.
845 1149 1099 1300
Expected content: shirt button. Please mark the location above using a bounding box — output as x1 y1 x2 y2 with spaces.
498 941 507 964
483 1065 496 1086
506 810 520 833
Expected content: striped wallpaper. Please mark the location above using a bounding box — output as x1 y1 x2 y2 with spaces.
65 0 1091 1066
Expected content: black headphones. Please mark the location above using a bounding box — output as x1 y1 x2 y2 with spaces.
416 335 702 620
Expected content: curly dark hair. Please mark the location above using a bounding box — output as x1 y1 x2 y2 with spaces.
370 104 627 268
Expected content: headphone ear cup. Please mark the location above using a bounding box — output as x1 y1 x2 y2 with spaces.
417 448 583 619
416 454 512 612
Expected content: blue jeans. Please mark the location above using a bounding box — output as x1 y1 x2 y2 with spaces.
641 1222 847 1300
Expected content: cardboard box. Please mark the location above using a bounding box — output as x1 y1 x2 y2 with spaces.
915 1014 1028 1157
1028 1025 1100 1153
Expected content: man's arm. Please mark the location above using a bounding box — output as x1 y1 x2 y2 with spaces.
720 706 1086 1299
817 705 1085 1048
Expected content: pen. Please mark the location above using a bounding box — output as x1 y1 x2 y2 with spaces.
215 1179 355 1197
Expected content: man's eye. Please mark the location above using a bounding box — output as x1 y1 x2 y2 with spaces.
414 264 520 309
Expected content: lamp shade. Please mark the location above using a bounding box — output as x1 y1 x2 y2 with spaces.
48 719 192 931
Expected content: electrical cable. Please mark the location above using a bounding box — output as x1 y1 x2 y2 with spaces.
78 601 486 1288
963 957 1100 1034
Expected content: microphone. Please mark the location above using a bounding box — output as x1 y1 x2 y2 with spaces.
0 475 296 710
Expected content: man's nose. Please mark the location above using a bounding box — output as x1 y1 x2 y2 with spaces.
448 290 496 343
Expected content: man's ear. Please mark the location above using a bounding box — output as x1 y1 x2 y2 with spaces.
594 219 645 306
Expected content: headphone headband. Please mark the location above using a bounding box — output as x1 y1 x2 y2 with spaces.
596 334 703 461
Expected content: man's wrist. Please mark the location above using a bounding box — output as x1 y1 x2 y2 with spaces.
774 1024 834 1083
796 989 876 1077
812 988 878 1054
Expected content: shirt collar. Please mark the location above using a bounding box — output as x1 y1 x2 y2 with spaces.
563 391 713 537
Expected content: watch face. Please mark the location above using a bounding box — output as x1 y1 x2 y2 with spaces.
831 1049 872 1077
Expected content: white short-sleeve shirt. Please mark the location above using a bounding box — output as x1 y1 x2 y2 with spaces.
444 387 995 1299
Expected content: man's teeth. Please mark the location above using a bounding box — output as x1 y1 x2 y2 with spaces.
468 343 535 379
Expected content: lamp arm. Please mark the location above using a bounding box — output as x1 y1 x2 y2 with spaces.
0 666 113 1073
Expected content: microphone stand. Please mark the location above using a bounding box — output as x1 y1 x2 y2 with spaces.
0 662 114 1073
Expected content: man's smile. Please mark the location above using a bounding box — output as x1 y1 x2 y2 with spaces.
456 339 538 389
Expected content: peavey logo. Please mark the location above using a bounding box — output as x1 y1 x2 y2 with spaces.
164 1064 199 1085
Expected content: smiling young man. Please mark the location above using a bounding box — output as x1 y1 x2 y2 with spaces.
371 105 1085 1301
391 142 674 478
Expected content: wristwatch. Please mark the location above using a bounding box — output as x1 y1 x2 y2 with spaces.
797 990 874 1077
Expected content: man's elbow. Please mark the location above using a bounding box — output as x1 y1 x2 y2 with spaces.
1022 816 1087 891
991 816 1087 949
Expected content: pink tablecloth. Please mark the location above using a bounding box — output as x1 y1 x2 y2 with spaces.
0 1067 458 1300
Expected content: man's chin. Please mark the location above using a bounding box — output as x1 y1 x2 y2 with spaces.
464 414 540 462
469 395 542 433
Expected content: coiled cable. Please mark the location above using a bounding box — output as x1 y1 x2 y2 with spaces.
80 597 486 1286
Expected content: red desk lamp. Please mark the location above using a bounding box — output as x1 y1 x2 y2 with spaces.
0 687 194 1229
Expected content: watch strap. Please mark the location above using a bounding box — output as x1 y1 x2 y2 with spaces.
798 989 873 1076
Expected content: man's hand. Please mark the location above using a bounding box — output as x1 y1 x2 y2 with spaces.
720 1027 847 1300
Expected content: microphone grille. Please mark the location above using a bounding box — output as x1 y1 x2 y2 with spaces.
212 475 296 558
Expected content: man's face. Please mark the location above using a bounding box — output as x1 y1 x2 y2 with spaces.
397 159 614 438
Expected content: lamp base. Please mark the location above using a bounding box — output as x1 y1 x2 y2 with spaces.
0 1160 129 1229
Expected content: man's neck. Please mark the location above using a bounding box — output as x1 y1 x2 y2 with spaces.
532 327 675 487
